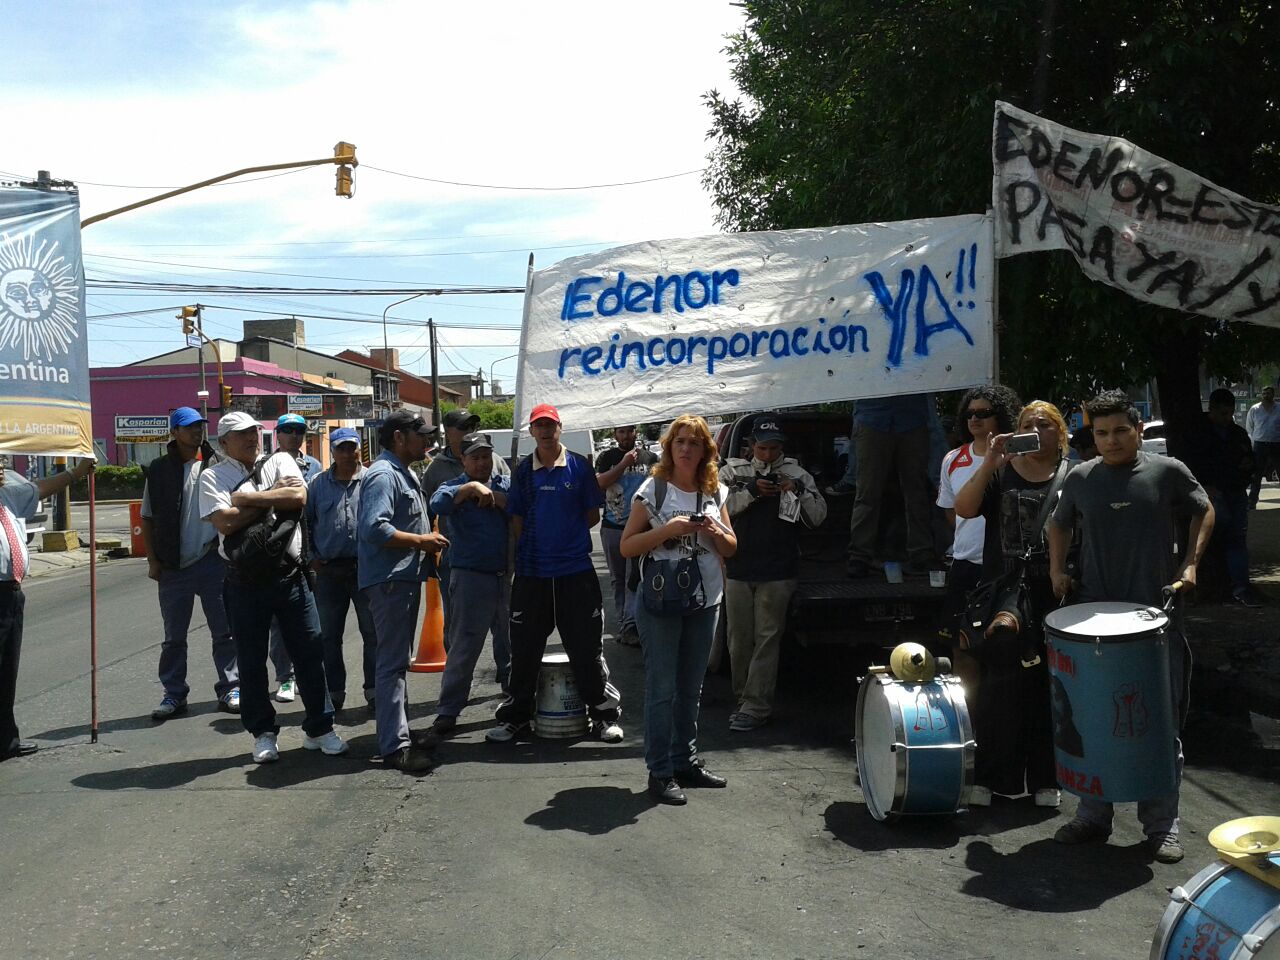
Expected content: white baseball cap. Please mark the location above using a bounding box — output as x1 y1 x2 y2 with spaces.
216 411 260 438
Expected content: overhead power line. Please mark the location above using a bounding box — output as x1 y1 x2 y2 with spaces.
85 279 525 297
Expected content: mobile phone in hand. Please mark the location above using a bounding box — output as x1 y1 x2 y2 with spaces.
1006 432 1041 456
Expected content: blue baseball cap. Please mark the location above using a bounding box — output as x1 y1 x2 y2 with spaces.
170 407 206 429
276 413 308 430
329 427 360 447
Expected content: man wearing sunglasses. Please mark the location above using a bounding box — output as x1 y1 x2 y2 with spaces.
266 413 323 702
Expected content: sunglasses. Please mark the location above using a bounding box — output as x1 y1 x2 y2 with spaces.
966 409 996 420
277 426 306 435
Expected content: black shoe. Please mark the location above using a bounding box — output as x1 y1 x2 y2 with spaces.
846 561 871 579
432 715 457 737
384 746 434 774
648 775 687 805
409 728 442 750
1230 592 1263 609
674 762 727 789
1 740 38 760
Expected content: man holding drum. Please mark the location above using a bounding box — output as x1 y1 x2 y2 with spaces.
1047 390 1215 864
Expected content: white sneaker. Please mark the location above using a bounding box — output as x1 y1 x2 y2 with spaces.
594 720 624 743
1035 788 1062 808
968 785 992 807
274 679 296 703
302 730 348 756
252 732 279 764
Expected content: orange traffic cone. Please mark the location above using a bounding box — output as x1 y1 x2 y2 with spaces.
409 577 447 672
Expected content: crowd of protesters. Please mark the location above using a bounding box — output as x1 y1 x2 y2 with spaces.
2 379 1271 858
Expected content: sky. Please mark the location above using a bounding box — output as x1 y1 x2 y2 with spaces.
3 0 746 391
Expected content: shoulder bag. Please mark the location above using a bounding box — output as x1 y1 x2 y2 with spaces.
638 478 720 617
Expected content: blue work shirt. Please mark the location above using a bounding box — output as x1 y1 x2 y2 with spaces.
357 450 432 589
507 445 603 578
855 394 932 433
0 473 39 581
430 472 511 574
306 464 365 561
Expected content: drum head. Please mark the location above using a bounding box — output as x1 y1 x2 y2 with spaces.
856 678 900 821
1044 602 1168 640
541 652 571 666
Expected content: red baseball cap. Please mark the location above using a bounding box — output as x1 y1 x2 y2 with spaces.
528 403 561 425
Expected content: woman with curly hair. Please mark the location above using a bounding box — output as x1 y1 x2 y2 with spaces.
953 399 1073 809
621 415 737 805
936 386 1023 693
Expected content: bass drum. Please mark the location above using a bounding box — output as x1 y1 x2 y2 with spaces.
1151 854 1280 959
855 673 975 822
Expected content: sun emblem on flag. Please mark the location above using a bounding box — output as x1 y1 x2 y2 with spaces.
0 232 81 360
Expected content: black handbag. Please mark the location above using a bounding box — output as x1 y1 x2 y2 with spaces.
223 454 310 584
638 479 714 617
959 459 1072 656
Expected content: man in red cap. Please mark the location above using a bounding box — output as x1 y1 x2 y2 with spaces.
486 403 623 743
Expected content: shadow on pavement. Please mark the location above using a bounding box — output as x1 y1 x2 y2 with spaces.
439 736 645 766
823 801 963 850
70 748 373 790
524 785 651 835
33 701 245 742
961 838 1153 911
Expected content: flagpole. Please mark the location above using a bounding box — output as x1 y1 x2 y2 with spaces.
510 254 536 466
87 466 98 744
988 209 1001 383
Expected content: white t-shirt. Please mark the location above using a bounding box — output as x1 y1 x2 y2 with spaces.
1246 401 1280 443
199 452 304 563
937 443 985 563
142 460 217 569
633 477 729 606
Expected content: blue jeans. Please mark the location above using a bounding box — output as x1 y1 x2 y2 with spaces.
1210 490 1251 596
223 573 334 738
312 561 378 704
156 549 238 700
438 553 453 652
436 568 510 717
364 579 422 757
635 601 718 778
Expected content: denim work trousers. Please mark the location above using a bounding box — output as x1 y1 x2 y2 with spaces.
268 618 293 684
312 561 378 704
495 570 621 728
156 549 238 700
364 579 421 757
436 568 511 718
599 526 638 633
1210 490 1251 596
438 552 453 652
724 578 796 720
0 587 25 757
635 601 718 778
847 424 934 566
1074 633 1190 838
223 573 334 739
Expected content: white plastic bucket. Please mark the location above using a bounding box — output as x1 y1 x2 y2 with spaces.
534 652 587 738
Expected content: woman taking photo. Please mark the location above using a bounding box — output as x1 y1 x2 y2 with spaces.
953 400 1072 809
620 415 737 806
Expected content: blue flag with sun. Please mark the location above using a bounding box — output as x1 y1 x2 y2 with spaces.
0 185 91 456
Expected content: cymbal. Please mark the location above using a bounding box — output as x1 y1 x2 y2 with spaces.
1208 817 1280 856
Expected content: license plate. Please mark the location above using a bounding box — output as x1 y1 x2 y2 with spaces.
862 602 917 623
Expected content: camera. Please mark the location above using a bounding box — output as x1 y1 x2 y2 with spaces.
1005 432 1041 456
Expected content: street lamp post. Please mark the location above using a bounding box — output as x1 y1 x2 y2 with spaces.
380 293 426 418
490 353 519 399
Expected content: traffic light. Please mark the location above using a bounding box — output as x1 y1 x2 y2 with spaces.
178 305 198 335
334 141 357 198
221 384 233 409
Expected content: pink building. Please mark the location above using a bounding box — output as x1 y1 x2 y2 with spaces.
91 356 335 466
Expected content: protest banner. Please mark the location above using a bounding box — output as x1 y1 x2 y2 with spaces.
0 186 92 455
514 216 994 429
992 101 1280 328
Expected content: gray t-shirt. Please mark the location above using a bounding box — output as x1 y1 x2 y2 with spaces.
1052 452 1209 607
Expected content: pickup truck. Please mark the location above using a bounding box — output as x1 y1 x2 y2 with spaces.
717 410 948 649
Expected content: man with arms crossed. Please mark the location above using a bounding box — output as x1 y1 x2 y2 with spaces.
1048 390 1213 864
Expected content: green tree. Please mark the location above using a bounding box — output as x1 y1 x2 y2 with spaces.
439 398 514 429
705 0 1280 449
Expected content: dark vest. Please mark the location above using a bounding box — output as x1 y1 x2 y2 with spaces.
145 440 216 571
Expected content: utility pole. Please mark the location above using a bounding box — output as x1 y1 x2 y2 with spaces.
429 318 441 433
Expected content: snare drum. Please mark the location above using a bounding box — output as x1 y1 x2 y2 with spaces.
1043 602 1176 803
855 673 975 821
1151 854 1280 960
534 653 588 739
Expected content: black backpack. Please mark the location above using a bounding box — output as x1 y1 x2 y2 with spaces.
223 454 309 581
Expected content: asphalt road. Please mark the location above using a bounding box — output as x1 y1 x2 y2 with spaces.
1 556 1277 960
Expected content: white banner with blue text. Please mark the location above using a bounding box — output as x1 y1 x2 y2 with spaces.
993 101 1280 327
516 216 994 429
